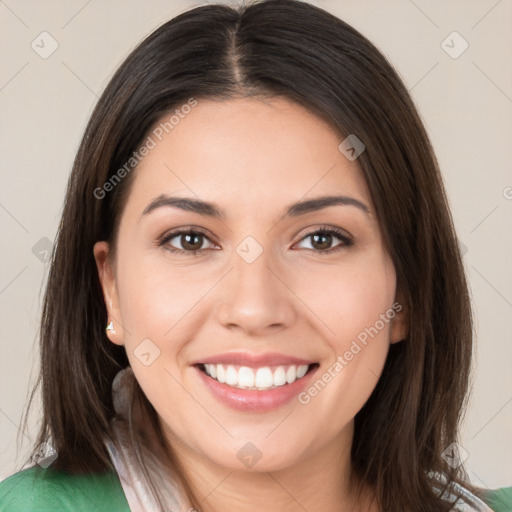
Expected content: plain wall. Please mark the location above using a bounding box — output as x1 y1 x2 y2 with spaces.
1 0 511 488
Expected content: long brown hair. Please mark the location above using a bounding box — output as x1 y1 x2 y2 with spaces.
19 0 480 509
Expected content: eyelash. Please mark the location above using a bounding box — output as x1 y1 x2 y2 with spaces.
158 225 353 256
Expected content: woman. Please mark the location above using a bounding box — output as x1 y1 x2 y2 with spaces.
1 0 510 510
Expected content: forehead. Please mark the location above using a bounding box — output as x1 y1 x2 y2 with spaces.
124 97 373 219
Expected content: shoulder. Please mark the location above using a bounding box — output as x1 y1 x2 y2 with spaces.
0 465 130 512
429 472 511 512
479 486 512 512
451 482 512 512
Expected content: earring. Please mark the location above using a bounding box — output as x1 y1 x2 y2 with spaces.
106 321 115 333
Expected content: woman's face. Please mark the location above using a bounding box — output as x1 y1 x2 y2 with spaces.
94 97 407 473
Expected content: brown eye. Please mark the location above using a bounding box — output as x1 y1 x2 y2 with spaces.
160 229 216 254
295 228 353 254
310 232 334 251
178 232 204 251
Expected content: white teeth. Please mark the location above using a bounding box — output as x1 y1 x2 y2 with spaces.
201 363 312 390
255 367 273 388
204 364 216 379
226 365 238 386
216 364 226 383
273 366 286 386
286 365 296 383
238 366 255 387
296 365 308 378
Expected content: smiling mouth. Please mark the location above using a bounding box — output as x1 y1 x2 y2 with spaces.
196 363 319 391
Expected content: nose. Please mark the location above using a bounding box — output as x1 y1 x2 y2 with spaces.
216 247 296 336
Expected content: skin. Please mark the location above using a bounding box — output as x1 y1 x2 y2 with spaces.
94 97 408 512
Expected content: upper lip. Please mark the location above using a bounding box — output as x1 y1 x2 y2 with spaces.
192 352 315 368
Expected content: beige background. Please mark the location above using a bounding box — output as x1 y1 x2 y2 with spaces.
1 0 511 488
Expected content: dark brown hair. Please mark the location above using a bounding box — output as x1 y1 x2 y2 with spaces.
18 0 481 510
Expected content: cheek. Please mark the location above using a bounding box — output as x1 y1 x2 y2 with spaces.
116 250 209 339
297 254 396 419
305 251 396 343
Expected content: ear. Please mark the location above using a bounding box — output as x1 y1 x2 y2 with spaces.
389 288 408 344
93 241 125 346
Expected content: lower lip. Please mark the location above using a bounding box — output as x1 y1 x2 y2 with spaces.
194 365 319 412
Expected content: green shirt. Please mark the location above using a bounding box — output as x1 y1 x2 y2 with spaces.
0 466 130 512
481 486 512 512
1 466 511 511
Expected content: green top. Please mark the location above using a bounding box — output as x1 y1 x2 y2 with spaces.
481 486 512 512
0 465 511 511
0 466 130 512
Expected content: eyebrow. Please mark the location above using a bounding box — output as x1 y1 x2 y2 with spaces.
141 194 371 219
